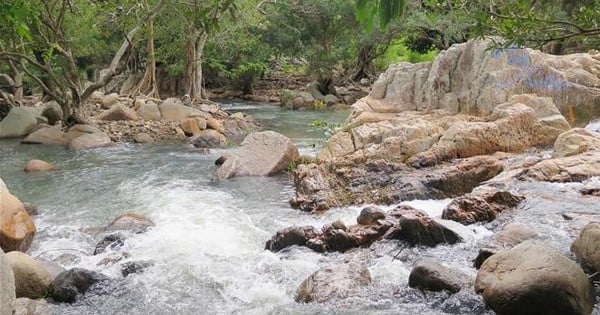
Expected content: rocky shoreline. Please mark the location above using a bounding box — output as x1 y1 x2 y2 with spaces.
1 38 599 314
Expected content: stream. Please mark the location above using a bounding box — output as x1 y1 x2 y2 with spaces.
1 104 598 314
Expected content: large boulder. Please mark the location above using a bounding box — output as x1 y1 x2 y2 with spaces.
0 107 39 138
49 268 110 303
291 155 502 212
408 261 464 293
64 124 103 141
68 133 112 150
158 98 196 121
21 125 68 145
137 102 162 120
475 241 594 315
571 222 600 278
0 190 36 252
24 160 55 173
295 262 371 303
552 128 600 158
474 223 538 268
5 251 52 299
0 248 16 315
97 103 139 121
518 149 600 182
442 191 525 225
355 39 600 126
214 131 299 180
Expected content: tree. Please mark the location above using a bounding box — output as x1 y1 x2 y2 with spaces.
473 0 600 53
176 0 237 101
0 0 137 122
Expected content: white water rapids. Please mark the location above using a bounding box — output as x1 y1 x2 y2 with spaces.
1 104 598 314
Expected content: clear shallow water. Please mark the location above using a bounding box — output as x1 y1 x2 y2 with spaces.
0 104 598 314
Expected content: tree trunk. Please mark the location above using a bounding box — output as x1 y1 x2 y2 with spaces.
135 17 160 98
184 29 208 101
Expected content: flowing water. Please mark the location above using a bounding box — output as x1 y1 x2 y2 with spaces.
1 103 598 315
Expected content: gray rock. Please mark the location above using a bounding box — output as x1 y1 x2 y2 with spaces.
571 222 600 279
474 223 538 269
408 261 464 293
0 107 39 138
442 191 525 225
296 262 371 303
49 268 110 303
137 102 162 121
190 129 227 148
356 206 386 225
106 212 154 234
159 98 193 121
97 103 139 121
0 248 16 315
41 101 63 125
475 241 594 315
133 133 154 143
93 233 125 255
386 205 461 247
5 251 52 299
214 131 299 180
120 261 153 277
265 226 320 252
323 94 338 106
68 133 112 150
21 125 68 145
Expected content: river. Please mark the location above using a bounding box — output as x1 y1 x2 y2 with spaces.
0 104 598 314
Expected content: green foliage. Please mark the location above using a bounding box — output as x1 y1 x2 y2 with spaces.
376 40 438 69
355 0 408 30
310 119 341 136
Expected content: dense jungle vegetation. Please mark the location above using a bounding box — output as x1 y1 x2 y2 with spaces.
1 0 599 121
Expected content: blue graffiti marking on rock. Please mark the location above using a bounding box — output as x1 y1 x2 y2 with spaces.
492 48 568 92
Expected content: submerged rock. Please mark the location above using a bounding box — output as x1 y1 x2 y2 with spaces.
214 131 299 180
408 261 464 293
442 191 525 225
5 251 52 299
24 160 55 173
295 262 371 303
93 233 125 255
120 261 153 277
475 241 594 315
105 212 154 234
49 268 111 303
